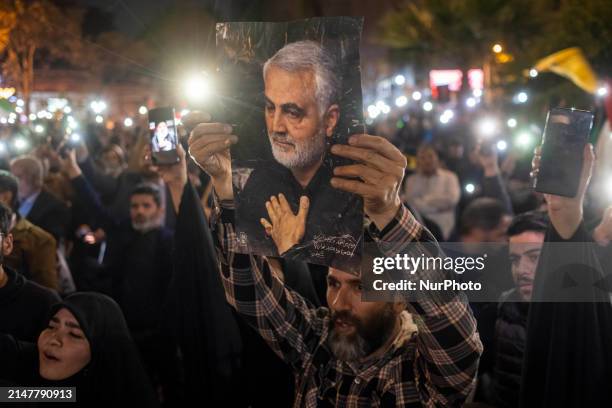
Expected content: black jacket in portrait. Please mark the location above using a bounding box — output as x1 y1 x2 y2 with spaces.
0 266 60 342
235 154 362 271
26 189 70 243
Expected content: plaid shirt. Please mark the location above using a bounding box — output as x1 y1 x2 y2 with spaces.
212 204 482 407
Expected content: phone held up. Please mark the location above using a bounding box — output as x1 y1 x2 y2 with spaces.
533 107 594 198
148 107 180 165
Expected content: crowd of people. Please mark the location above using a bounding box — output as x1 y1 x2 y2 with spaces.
0 83 611 408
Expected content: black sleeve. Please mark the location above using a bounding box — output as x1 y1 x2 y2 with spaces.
520 222 612 406
0 334 37 384
80 157 118 198
70 175 120 231
481 174 513 214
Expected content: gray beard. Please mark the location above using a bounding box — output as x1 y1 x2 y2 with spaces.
328 329 369 361
268 127 327 170
132 218 162 233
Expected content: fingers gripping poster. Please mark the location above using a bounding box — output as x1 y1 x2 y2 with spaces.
216 17 364 271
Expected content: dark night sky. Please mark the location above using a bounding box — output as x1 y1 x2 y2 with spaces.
78 0 178 36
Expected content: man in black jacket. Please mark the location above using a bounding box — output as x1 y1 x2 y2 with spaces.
10 155 69 243
484 211 548 407
60 151 180 406
0 203 60 342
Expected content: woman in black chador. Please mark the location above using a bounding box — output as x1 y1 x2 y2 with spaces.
0 292 160 407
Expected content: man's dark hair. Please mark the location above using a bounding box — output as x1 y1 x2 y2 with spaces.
130 183 162 207
460 197 508 236
0 170 19 211
507 211 548 237
0 202 13 235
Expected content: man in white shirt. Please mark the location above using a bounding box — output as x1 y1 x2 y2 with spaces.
402 144 460 240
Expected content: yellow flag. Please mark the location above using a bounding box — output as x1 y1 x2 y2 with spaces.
534 47 598 93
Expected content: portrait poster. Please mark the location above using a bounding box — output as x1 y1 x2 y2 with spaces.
215 17 364 271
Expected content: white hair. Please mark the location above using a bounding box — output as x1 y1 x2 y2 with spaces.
263 40 340 114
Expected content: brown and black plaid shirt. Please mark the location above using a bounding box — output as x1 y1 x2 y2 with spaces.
212 204 482 407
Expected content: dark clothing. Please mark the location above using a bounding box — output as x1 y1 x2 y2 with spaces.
213 203 482 406
0 266 60 342
520 223 612 407
491 289 529 408
25 189 70 243
481 174 513 215
79 158 176 231
0 292 160 407
70 175 174 332
169 181 322 406
235 156 363 270
70 175 178 405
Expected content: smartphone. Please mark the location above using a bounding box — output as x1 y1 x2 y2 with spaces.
148 107 180 165
533 107 594 197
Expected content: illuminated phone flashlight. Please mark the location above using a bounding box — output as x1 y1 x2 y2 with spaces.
13 137 28 151
515 91 528 104
367 104 380 119
439 109 454 124
412 91 422 101
423 101 433 112
34 124 45 134
139 105 148 115
184 72 213 103
496 140 508 151
465 183 476 194
465 97 477 108
395 95 408 107
477 118 498 138
90 100 106 114
394 74 405 86
70 133 81 142
507 118 517 128
516 131 532 148
95 115 103 124
124 117 133 127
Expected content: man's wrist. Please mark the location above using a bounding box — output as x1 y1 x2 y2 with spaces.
367 199 401 231
212 176 234 201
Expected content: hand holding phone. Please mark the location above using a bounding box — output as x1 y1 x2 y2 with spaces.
533 107 594 197
148 107 180 165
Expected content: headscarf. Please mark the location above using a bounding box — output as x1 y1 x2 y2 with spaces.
44 292 160 407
